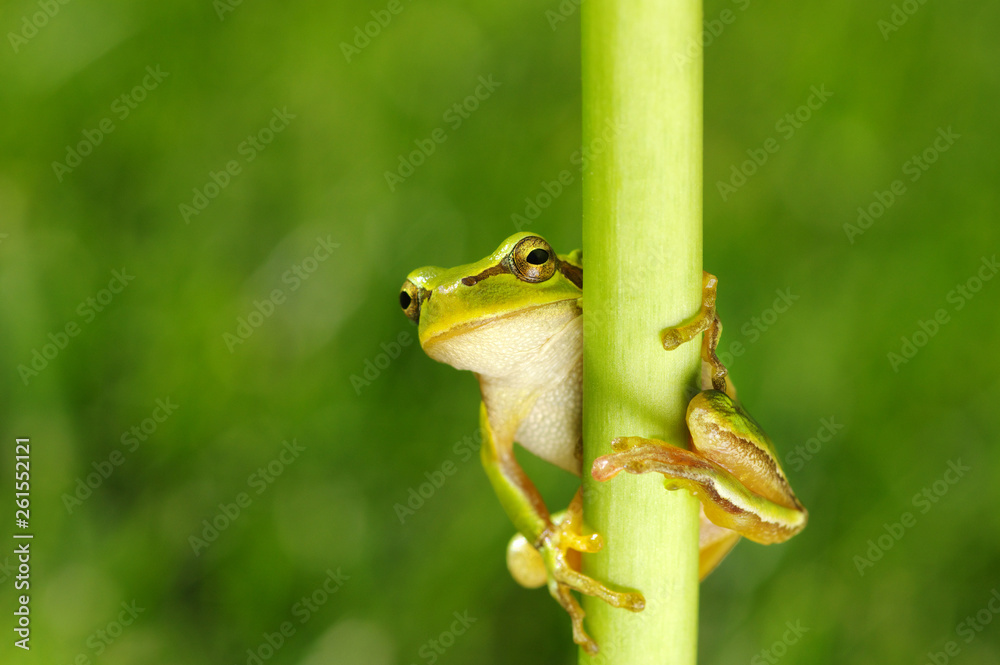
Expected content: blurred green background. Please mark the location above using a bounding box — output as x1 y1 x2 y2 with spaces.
1 0 999 663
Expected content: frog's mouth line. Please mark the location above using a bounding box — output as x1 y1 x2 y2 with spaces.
421 299 582 353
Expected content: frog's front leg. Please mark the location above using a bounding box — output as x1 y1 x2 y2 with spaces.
593 390 808 547
477 403 643 654
660 271 728 391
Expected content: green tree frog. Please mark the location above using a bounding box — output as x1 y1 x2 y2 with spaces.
399 233 807 653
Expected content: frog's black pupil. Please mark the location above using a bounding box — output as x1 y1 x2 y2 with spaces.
399 291 412 309
526 248 549 265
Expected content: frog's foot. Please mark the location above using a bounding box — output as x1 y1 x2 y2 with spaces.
592 439 805 544
505 491 645 654
592 392 807 546
660 271 728 392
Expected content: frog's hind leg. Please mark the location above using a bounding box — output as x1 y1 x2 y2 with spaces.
591 391 807 546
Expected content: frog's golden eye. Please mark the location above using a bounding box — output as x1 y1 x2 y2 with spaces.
399 280 422 324
510 236 556 283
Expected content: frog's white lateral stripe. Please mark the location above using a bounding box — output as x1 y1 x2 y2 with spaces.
691 466 808 543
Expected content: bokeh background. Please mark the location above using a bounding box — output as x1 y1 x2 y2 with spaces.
2 0 999 663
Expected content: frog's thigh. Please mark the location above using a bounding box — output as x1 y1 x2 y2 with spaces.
686 390 804 515
693 392 807 544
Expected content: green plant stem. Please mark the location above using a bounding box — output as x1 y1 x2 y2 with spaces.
580 0 703 663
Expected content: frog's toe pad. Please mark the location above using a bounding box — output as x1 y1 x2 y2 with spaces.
661 329 684 350
591 456 622 481
593 438 660 480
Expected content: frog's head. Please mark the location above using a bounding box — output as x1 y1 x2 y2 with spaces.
399 233 583 374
